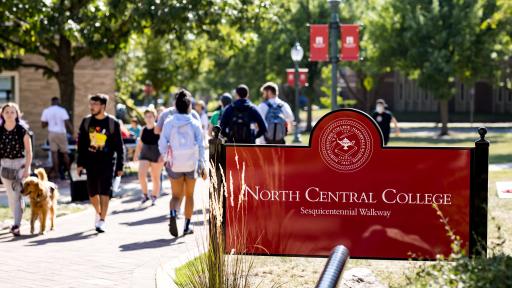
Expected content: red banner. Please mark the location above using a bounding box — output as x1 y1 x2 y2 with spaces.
225 109 472 259
341 24 359 61
310 24 329 62
286 68 308 87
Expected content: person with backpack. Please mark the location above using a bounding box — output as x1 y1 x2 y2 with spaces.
257 82 294 144
158 89 207 237
0 103 33 237
77 94 124 233
133 107 164 206
220 84 267 144
208 93 232 137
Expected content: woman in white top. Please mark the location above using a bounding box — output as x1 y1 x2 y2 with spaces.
159 90 207 237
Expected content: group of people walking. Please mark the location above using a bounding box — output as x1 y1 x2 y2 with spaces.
1 80 398 238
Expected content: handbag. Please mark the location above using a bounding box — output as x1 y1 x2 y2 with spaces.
1 167 20 180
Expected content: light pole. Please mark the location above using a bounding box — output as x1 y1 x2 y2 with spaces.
328 0 341 111
291 42 304 144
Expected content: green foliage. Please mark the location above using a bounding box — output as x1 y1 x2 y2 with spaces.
378 0 510 97
0 0 268 116
403 207 512 288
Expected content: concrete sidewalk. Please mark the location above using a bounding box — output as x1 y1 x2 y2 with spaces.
0 176 208 288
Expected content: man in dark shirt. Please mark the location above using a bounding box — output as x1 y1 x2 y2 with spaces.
220 84 267 144
371 99 400 145
77 94 124 233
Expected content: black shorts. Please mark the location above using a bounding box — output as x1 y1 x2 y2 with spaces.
86 164 114 197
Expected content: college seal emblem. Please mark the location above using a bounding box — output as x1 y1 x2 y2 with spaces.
319 118 373 172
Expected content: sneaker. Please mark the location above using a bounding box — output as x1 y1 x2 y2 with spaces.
150 195 157 206
94 213 100 227
141 194 149 205
96 220 106 233
10 225 20 237
168 215 178 237
183 227 194 235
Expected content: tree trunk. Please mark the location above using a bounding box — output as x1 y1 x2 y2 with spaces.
56 37 76 125
439 99 449 136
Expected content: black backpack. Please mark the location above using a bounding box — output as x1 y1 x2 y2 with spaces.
228 106 253 143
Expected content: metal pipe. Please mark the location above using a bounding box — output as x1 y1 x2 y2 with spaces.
293 62 302 143
315 245 350 288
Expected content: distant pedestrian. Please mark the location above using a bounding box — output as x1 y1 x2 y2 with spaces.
220 84 267 144
257 82 294 144
158 89 207 237
0 103 33 236
194 100 209 144
41 97 73 179
77 94 124 233
209 93 232 137
128 117 142 139
154 93 201 135
133 107 164 206
371 99 400 145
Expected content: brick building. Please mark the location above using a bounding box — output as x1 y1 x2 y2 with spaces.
0 55 116 157
341 70 512 117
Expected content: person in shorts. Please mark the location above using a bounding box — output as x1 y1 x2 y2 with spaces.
77 94 124 233
41 97 73 179
158 89 207 237
133 107 164 206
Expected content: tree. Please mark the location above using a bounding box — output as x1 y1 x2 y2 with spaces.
197 0 330 131
0 1 137 120
338 0 395 112
375 0 511 135
0 0 266 122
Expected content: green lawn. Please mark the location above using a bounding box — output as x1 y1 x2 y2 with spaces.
389 131 512 164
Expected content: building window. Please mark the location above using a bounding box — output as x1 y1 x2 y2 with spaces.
0 75 15 105
0 72 19 105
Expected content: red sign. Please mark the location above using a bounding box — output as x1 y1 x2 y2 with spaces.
286 68 308 87
224 109 474 259
310 24 329 62
341 24 359 61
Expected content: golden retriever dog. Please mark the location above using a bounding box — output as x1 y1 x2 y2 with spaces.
22 168 58 235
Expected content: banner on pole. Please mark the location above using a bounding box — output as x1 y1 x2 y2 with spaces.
286 69 309 87
309 24 329 62
341 24 359 61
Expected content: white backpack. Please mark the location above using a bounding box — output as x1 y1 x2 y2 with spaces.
169 122 199 172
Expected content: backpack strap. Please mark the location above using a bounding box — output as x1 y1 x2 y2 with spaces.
83 115 92 132
84 114 116 134
106 114 116 135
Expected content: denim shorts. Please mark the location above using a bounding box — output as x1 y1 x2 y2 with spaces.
165 165 197 180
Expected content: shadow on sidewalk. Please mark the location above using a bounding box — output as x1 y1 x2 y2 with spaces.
191 220 206 226
119 238 183 252
0 233 38 243
120 215 167 226
111 205 150 215
24 230 98 246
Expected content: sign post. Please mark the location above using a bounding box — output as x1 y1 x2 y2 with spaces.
328 0 341 111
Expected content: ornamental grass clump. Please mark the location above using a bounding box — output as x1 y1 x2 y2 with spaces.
403 205 512 288
175 158 270 288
